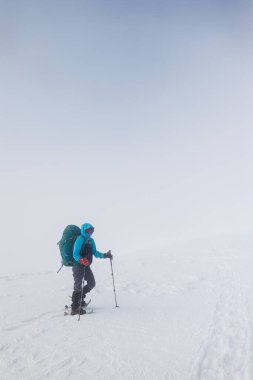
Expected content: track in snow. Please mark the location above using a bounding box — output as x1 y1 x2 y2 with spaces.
190 270 252 380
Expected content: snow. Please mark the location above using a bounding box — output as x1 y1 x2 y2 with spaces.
1 234 253 380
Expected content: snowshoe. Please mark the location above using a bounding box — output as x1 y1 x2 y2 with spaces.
70 307 86 316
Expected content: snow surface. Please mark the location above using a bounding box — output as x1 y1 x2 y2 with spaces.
1 235 253 380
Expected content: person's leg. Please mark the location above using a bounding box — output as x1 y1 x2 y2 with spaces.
82 266 96 298
71 265 85 311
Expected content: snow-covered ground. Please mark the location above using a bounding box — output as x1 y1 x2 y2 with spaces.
1 234 253 380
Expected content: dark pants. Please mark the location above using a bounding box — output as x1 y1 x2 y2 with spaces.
72 265 96 293
71 265 96 310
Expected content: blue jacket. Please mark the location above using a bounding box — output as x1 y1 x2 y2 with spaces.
73 223 104 264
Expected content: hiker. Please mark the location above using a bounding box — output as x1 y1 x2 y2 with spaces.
71 223 112 315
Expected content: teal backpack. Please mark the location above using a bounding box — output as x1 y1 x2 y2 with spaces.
57 225 81 271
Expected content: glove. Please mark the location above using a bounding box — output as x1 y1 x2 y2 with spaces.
79 258 90 266
104 250 113 260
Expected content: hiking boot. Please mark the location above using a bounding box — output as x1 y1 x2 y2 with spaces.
80 299 88 307
71 290 81 310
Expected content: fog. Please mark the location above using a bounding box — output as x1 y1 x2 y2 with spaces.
0 0 252 275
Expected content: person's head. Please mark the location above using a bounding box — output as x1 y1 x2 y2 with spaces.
85 226 94 236
81 223 94 237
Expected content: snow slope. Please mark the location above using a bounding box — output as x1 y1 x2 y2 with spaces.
1 235 253 380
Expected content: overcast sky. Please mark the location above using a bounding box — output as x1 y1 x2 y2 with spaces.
0 0 253 274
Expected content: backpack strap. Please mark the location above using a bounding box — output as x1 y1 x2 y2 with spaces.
81 237 91 251
79 237 92 259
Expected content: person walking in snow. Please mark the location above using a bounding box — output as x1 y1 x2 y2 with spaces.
71 223 112 315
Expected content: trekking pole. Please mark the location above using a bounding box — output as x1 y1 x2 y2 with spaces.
57 264 63 273
78 268 86 321
110 256 119 308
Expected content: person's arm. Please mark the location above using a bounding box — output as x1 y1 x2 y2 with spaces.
73 236 84 262
91 239 113 259
91 239 105 259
